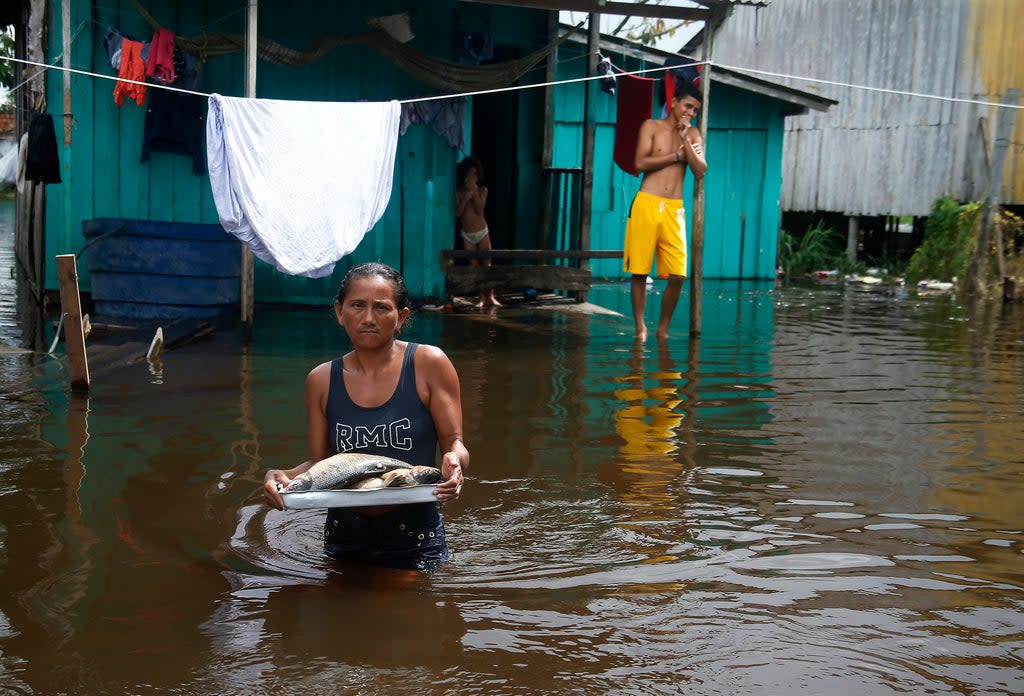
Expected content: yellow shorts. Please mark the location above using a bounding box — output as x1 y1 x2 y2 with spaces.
623 191 687 277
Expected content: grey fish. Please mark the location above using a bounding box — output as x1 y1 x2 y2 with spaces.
351 476 387 490
284 452 412 492
350 466 444 490
409 466 443 484
381 469 417 487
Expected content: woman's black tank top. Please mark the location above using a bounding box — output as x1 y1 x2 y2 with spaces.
324 342 438 466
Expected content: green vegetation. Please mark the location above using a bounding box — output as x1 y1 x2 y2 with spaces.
994 207 1024 290
778 220 858 278
603 1 697 47
0 26 12 113
778 198 1022 296
905 197 981 284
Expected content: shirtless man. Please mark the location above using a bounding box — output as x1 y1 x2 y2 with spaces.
625 89 707 341
455 156 501 308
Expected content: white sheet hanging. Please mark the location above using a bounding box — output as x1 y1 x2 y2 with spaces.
206 94 400 278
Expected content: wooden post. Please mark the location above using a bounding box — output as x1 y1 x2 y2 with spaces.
240 0 258 335
973 88 1019 295
579 14 600 272
847 216 859 263
56 254 90 392
61 0 71 145
689 15 714 337
539 11 557 250
62 0 74 276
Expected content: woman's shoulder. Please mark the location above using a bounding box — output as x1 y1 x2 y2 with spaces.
307 356 340 382
410 342 451 369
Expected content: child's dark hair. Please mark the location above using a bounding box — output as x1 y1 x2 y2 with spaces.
456 156 483 186
335 262 410 312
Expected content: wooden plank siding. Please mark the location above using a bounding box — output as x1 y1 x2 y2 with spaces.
710 0 1024 216
41 0 550 306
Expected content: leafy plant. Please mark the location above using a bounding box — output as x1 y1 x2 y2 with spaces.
0 27 11 113
779 220 846 277
905 197 982 284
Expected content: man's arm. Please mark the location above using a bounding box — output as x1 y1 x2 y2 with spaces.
634 120 680 173
681 126 707 178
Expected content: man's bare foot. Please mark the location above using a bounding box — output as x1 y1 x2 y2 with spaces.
474 298 485 308
655 328 670 340
487 294 502 307
635 328 647 342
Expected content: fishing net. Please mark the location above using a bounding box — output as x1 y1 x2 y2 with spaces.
131 0 573 94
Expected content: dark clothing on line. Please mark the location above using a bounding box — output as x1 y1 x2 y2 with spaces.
141 89 207 174
614 72 655 176
26 112 61 184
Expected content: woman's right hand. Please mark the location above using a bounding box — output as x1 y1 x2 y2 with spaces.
263 469 291 511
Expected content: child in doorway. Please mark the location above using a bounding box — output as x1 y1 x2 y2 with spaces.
455 156 501 307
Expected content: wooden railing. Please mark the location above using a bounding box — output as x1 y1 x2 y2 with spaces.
540 167 583 263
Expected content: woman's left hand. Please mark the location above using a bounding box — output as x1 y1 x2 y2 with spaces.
435 452 464 505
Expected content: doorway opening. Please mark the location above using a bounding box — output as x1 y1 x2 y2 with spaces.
465 46 520 256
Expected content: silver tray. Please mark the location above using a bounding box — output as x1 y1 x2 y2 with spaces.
280 484 438 510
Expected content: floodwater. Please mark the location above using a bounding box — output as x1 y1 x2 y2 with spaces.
1 198 1022 695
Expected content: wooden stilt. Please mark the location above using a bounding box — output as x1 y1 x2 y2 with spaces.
690 10 717 338
972 88 1019 295
240 0 259 337
55 254 90 392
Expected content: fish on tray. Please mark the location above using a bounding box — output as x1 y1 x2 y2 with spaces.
283 452 442 492
351 466 444 489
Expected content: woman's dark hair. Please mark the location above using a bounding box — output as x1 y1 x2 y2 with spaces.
335 262 410 312
456 156 483 186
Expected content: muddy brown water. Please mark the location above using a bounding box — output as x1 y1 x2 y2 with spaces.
1 200 1023 695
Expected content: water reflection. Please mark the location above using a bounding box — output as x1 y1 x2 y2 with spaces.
25 395 98 645
612 340 686 460
1 209 1023 696
600 339 693 559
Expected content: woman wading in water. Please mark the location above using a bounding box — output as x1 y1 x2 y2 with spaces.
263 262 469 570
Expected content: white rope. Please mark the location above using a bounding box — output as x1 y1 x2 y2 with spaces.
0 52 696 104
2 54 211 97
7 20 89 97
710 60 1024 110
2 53 1021 110
400 59 699 104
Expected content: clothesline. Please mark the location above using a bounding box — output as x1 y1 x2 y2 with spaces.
2 53 1021 110
4 54 211 98
710 61 1024 110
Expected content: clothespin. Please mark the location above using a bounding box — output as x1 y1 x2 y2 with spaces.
597 55 616 95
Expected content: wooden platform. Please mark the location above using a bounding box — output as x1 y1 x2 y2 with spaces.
441 248 623 297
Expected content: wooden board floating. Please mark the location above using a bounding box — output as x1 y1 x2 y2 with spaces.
147 327 164 362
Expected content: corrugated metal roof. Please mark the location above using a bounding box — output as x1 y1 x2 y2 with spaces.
462 1 769 23
710 0 1024 216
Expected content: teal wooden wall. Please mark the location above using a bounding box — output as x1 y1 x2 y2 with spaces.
551 44 790 280
42 0 548 304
